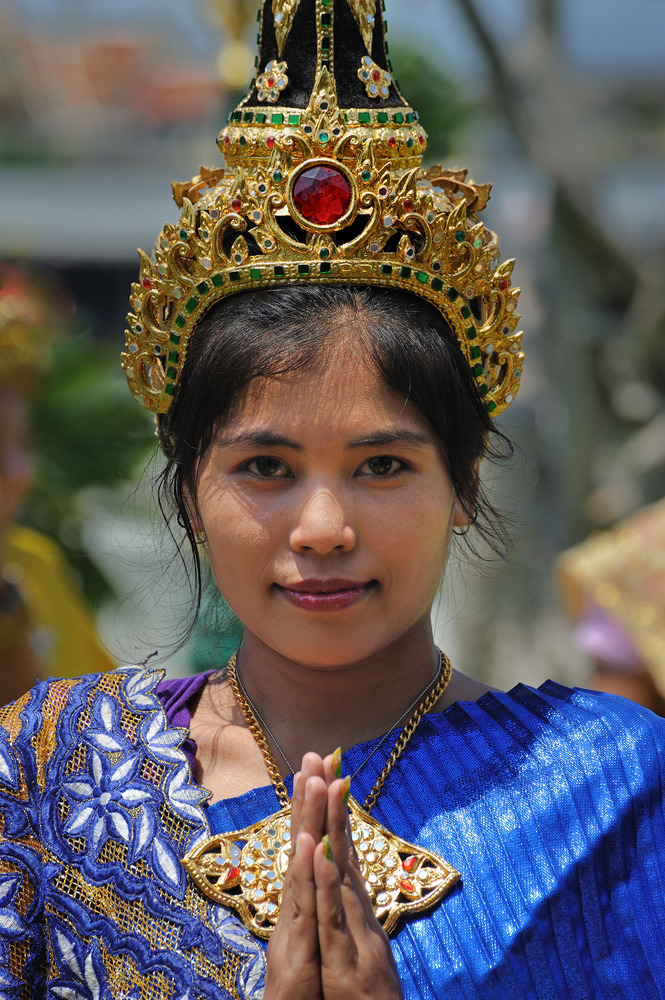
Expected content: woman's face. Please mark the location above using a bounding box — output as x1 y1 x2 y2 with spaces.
194 345 468 667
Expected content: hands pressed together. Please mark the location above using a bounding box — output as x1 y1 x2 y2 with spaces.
264 752 404 1000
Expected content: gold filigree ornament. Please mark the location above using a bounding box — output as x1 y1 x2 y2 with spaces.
123 0 525 423
358 55 392 98
256 59 289 102
182 653 460 939
183 796 459 939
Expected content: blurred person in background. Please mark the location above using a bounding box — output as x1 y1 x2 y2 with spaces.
557 497 665 714
0 262 114 700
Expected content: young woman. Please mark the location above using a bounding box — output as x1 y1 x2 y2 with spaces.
1 2 664 998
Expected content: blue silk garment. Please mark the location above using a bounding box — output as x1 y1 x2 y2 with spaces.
207 680 665 999
2 669 664 997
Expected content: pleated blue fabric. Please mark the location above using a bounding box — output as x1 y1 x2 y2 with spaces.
206 681 665 999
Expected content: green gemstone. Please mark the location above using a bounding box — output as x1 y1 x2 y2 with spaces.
405 113 413 123
377 112 388 124
417 271 428 283
322 0 331 6
319 131 329 143
406 138 414 148
394 112 403 124
288 114 300 125
271 113 283 125
169 333 181 345
185 297 198 313
197 281 209 295
361 170 371 181
455 231 466 242
179 229 188 240
273 171 282 182
473 364 483 377
250 268 261 280
175 315 186 329
473 238 482 248
319 248 329 259
358 112 371 124
470 346 481 359
381 264 393 275
212 273 223 287
239 135 246 146
446 288 459 301
168 350 179 363
255 113 266 124
274 265 285 277
480 384 488 396
243 112 253 123
431 277 444 292
231 111 241 122
167 366 178 379
399 266 411 278
320 262 331 274
298 264 310 275
461 306 471 319
229 271 241 282
165 384 175 396
486 400 496 412
321 11 331 25
467 326 477 340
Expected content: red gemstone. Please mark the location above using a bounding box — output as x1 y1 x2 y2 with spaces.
418 134 425 145
142 277 152 289
266 136 275 149
224 135 231 147
227 866 240 881
372 70 381 82
267 76 275 87
402 198 414 212
402 855 417 872
498 279 509 290
292 165 351 225
400 879 415 894
388 137 397 148
231 198 242 212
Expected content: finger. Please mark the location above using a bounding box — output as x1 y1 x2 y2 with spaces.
268 830 321 993
291 752 324 852
326 776 351 879
313 837 355 964
322 746 342 786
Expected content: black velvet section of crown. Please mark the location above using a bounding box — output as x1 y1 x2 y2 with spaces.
241 0 407 110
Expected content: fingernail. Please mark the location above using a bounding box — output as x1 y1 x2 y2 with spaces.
341 774 351 806
332 747 342 780
322 834 333 862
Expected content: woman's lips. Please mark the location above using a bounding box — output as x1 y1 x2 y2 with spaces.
276 579 373 612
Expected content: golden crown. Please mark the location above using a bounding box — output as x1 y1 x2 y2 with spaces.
123 0 524 416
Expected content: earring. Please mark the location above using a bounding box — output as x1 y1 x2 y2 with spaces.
453 524 470 536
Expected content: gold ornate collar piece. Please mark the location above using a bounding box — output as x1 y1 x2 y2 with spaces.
182 653 460 939
123 0 524 422
183 795 459 939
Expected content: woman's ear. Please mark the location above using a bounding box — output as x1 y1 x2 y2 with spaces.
452 458 481 530
183 487 203 535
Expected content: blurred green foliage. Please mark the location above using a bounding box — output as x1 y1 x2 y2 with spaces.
22 333 155 604
387 41 468 160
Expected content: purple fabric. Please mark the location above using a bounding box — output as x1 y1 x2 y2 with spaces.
156 672 214 771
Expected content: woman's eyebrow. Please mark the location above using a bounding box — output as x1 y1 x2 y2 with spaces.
347 429 432 449
217 430 303 450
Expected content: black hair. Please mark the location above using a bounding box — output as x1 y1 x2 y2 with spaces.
156 284 512 627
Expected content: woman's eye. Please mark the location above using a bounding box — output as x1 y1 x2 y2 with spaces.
359 456 405 477
243 456 292 478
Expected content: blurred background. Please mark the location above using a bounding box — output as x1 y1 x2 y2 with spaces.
1 0 663 695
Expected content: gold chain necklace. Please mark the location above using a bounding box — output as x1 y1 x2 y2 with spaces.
183 651 460 939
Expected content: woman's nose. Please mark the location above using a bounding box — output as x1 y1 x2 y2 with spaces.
289 487 356 555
